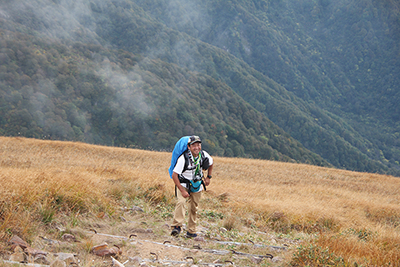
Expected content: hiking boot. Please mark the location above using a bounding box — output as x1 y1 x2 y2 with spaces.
171 226 181 236
186 232 197 238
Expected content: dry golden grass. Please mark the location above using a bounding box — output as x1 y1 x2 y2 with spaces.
1 136 399 266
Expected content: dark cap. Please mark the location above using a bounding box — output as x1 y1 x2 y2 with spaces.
188 135 201 145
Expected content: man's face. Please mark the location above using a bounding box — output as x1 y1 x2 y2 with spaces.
188 142 201 157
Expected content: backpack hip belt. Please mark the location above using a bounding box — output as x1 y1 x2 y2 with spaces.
177 175 206 195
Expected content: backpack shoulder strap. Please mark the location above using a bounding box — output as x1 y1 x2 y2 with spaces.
200 151 205 165
182 150 190 173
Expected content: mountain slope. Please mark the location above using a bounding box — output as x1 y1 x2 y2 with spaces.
0 0 398 175
132 0 400 175
0 18 326 166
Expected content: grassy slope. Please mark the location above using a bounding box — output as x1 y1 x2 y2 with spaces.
0 137 399 266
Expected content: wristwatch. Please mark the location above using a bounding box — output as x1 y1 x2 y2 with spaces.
207 175 212 179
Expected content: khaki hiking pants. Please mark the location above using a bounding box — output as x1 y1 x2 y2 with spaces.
171 189 202 234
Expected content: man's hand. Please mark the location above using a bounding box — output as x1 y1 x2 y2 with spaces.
172 172 190 198
204 165 213 187
180 188 190 198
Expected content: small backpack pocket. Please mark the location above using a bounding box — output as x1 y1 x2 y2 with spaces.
189 180 202 192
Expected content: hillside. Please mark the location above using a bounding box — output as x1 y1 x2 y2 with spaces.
0 137 399 266
132 0 400 173
0 0 399 176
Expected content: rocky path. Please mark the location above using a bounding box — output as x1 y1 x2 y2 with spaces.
3 206 297 266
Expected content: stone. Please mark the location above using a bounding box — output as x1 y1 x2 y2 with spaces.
9 235 29 250
54 252 76 265
131 206 144 212
24 246 48 257
193 236 205 242
91 243 122 257
251 256 263 264
9 251 25 262
61 233 76 242
127 256 141 266
34 254 50 265
50 259 67 267
271 256 281 263
111 256 125 267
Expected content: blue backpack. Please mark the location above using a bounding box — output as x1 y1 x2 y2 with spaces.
168 136 190 178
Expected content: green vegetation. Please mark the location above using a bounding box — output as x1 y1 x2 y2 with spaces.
0 0 399 176
291 244 345 266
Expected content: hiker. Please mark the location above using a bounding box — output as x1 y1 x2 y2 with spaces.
170 135 213 238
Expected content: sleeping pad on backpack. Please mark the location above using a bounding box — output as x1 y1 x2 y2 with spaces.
168 136 190 178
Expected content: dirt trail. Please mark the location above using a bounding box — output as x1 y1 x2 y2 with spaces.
4 211 294 266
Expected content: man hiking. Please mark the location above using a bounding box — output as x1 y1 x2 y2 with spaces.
170 135 214 238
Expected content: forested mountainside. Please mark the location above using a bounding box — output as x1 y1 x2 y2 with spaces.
0 0 399 176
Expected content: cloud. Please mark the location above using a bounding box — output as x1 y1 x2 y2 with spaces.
3 0 100 43
95 57 153 116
